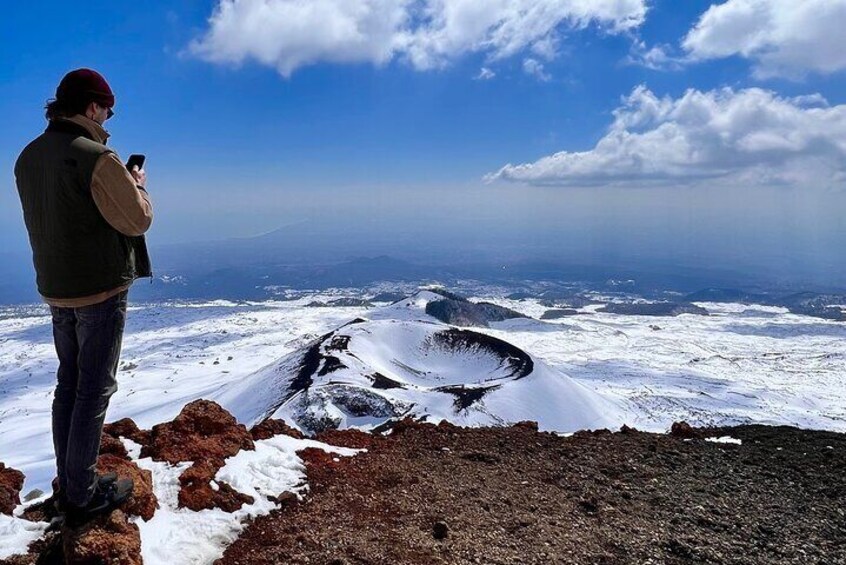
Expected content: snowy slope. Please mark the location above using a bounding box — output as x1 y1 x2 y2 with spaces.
214 302 626 433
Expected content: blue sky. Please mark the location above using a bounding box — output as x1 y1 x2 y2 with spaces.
2 0 845 284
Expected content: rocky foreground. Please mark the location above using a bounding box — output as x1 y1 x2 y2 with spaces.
2 404 845 564
219 421 846 565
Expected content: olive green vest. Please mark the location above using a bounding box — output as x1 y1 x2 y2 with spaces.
14 120 152 299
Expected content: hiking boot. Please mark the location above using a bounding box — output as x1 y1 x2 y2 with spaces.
53 472 119 515
62 477 134 529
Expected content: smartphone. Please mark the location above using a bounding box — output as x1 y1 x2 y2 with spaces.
126 154 146 171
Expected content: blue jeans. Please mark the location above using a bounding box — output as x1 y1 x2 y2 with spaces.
50 290 127 507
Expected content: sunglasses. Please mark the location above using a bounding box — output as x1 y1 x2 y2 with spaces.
96 103 115 119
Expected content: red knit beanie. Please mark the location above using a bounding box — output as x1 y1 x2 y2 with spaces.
55 68 115 109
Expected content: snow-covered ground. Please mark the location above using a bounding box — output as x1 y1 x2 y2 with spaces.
478 298 846 432
1 289 844 519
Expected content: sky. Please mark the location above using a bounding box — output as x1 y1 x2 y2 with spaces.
1 0 846 285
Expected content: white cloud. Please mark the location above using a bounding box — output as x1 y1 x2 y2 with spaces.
190 0 648 77
522 58 551 81
682 0 846 79
475 67 496 80
488 86 846 189
188 0 411 77
627 40 682 71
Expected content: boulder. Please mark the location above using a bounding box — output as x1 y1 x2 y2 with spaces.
670 421 700 440
140 400 254 464
0 462 25 515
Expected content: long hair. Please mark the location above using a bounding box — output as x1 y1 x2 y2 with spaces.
44 97 88 121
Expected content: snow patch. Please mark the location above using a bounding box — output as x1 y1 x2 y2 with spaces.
131 434 362 565
705 436 742 445
0 513 48 560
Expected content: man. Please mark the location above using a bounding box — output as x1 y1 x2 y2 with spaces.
14 69 153 528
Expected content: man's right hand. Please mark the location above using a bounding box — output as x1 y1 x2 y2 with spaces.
131 165 146 188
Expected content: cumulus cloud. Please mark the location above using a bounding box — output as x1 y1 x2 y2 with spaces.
188 0 410 77
190 0 648 77
488 86 846 188
682 0 846 79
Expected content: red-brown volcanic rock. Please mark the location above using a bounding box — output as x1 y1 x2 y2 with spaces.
96 454 157 521
104 418 151 447
140 400 254 463
0 462 25 515
62 509 142 565
177 459 254 513
99 433 130 460
670 420 700 439
313 428 383 450
250 418 305 441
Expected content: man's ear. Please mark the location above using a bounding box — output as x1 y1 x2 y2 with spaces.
84 101 98 120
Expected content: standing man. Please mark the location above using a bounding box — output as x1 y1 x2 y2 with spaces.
14 69 153 528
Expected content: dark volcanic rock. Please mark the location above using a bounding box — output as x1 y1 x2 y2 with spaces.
425 299 488 327
317 355 346 376
427 288 471 302
370 372 405 390
140 400 254 464
599 302 708 317
436 384 501 411
431 328 533 379
308 298 374 308
425 298 527 327
475 302 527 322
540 309 581 319
370 292 408 303
670 421 700 440
0 462 25 515
288 385 409 434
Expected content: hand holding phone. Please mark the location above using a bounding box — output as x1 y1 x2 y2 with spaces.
126 154 147 188
126 154 146 171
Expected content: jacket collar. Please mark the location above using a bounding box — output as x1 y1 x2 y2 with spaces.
46 115 110 144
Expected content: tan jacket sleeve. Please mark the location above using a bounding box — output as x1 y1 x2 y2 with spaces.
90 152 153 237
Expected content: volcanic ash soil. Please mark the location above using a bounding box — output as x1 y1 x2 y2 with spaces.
219 420 846 565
